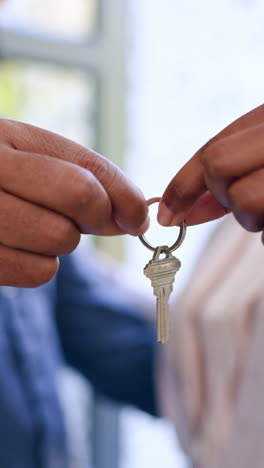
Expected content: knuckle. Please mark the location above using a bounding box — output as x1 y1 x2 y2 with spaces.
77 148 122 194
87 152 111 178
101 161 120 191
0 119 14 133
166 182 185 201
75 147 114 183
0 119 9 136
199 139 228 176
173 181 193 201
0 119 26 140
71 146 92 167
0 119 15 143
166 180 199 207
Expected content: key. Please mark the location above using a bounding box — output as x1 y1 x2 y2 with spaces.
138 197 186 343
144 246 181 343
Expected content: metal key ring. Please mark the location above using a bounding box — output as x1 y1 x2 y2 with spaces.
138 197 186 253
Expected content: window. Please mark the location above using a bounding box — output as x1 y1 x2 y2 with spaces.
0 61 95 145
0 0 97 39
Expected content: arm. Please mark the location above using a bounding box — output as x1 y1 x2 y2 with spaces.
54 245 157 415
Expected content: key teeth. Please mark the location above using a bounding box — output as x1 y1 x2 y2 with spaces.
156 292 169 344
157 297 161 342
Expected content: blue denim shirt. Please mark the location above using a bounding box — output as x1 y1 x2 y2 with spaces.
0 246 156 468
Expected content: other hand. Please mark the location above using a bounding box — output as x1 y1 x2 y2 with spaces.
158 104 264 241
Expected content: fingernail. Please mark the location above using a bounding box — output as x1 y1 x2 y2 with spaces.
137 215 150 235
157 204 174 226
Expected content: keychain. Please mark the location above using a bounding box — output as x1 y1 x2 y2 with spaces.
139 197 186 343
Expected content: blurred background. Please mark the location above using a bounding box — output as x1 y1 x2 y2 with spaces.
0 0 263 467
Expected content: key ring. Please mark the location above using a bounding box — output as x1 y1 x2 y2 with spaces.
138 197 186 253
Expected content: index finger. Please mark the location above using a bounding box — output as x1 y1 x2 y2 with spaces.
157 104 264 226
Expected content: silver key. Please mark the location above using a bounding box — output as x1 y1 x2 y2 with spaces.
144 246 181 343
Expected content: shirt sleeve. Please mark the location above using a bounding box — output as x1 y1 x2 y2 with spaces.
54 244 158 416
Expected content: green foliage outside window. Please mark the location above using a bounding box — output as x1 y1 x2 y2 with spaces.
0 63 24 119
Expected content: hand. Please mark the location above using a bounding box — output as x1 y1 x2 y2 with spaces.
158 104 264 240
0 120 149 287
